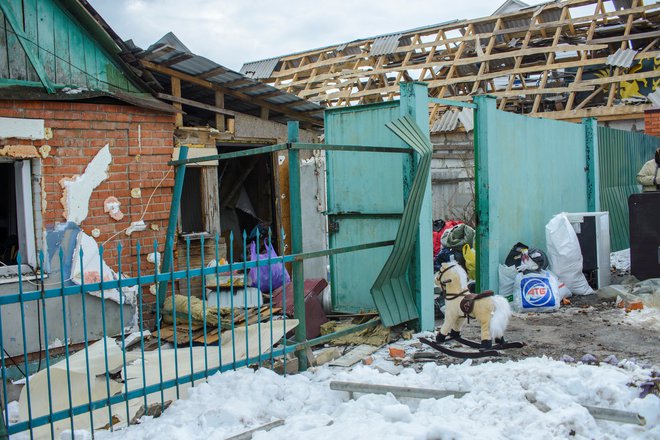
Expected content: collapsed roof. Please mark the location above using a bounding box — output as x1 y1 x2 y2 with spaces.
241 0 660 126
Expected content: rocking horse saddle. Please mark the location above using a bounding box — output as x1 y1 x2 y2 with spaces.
459 290 494 315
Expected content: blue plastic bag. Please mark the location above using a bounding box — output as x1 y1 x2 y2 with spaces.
249 240 291 292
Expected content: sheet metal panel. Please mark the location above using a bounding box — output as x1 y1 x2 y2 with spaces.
606 48 638 68
475 96 589 291
324 84 432 328
597 126 660 251
141 33 323 121
370 34 403 56
240 57 280 79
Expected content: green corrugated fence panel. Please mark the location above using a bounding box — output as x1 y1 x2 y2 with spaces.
370 116 432 326
597 126 660 252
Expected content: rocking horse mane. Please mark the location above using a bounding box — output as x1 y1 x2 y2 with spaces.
438 262 469 292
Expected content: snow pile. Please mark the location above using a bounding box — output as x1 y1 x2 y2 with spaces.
622 308 660 332
96 356 659 440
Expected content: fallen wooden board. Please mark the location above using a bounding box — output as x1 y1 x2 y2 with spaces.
329 344 379 367
224 419 285 440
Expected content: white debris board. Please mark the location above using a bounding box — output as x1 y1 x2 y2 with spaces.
329 344 379 367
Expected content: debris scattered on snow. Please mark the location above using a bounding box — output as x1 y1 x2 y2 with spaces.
93 355 659 440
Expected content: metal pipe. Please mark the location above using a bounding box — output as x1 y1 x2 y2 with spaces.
330 381 467 399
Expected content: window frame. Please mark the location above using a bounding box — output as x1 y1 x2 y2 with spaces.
0 158 37 276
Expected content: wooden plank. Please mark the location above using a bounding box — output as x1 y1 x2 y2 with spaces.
68 23 87 87
36 0 55 81
83 34 98 89
0 10 9 79
201 166 221 235
53 5 71 84
215 91 226 131
171 76 183 127
199 66 227 79
160 52 193 67
5 0 28 81
156 92 236 116
140 60 323 126
22 0 39 83
328 344 379 367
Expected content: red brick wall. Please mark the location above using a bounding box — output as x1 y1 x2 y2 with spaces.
0 100 175 328
644 108 660 136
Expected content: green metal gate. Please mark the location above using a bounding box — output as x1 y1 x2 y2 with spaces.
324 82 434 330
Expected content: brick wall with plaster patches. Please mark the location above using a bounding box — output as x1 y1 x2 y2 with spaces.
0 100 175 328
644 109 660 137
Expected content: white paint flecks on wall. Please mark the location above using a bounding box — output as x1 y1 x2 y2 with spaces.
60 144 112 225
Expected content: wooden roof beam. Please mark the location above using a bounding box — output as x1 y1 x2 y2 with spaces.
141 60 323 126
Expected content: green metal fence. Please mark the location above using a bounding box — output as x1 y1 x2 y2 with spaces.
0 116 430 438
597 126 660 251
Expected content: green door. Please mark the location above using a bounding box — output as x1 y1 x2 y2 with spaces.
324 83 434 329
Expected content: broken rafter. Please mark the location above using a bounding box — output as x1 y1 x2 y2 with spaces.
141 60 323 127
244 0 660 122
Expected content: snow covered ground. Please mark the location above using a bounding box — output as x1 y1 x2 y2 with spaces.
94 342 659 440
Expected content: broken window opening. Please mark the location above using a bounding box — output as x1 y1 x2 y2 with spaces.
179 167 206 235
217 143 279 260
0 159 37 278
0 162 19 266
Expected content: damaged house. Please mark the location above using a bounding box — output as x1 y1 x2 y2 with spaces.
0 0 326 371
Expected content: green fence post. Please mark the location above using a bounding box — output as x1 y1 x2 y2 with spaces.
287 121 308 372
584 117 600 212
0 414 7 440
474 96 496 293
158 146 189 309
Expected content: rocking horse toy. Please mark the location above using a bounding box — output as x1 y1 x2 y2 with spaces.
420 261 524 359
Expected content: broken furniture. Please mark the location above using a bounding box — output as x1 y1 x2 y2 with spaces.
271 278 328 339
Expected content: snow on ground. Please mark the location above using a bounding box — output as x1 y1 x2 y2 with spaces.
96 345 659 440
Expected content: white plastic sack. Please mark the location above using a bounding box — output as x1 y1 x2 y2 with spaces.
545 213 594 296
498 264 518 301
513 270 560 313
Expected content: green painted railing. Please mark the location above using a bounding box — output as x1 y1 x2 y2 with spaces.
0 125 419 438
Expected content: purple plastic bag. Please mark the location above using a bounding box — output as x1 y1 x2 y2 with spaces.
249 241 290 292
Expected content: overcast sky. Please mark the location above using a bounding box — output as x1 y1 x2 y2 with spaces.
88 0 548 71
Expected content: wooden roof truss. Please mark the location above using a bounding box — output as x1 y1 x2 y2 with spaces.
244 0 660 123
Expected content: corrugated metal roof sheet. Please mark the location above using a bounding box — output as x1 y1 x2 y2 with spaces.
141 33 323 123
431 108 474 133
613 0 633 10
240 57 280 79
431 109 460 132
458 108 474 132
607 48 638 68
370 34 403 56
647 90 660 108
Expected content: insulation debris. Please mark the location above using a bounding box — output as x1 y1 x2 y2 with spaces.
103 196 124 221
70 231 138 305
60 144 111 224
0 144 40 158
319 319 390 346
